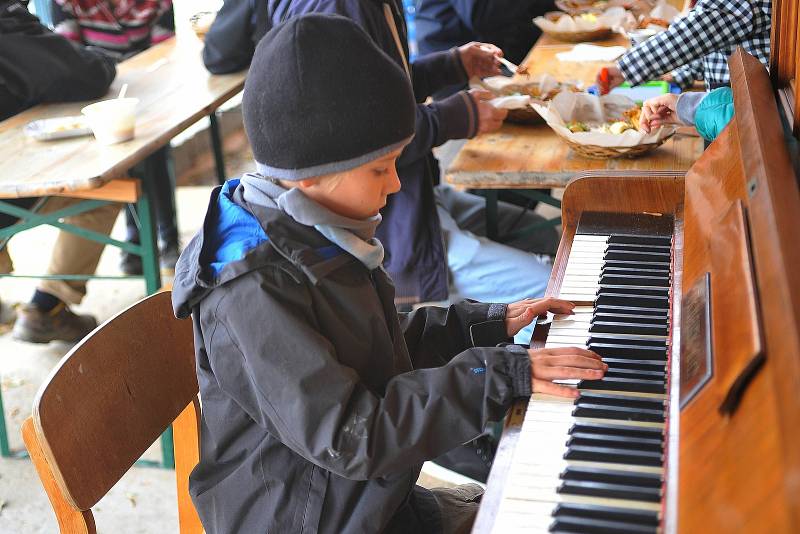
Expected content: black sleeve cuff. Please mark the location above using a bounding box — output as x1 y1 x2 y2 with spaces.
469 302 510 348
504 344 533 398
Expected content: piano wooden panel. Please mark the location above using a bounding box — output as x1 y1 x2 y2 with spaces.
473 50 800 534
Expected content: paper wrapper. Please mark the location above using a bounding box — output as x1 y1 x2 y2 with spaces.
532 91 676 148
476 73 563 98
534 7 628 33
616 1 681 35
555 44 627 62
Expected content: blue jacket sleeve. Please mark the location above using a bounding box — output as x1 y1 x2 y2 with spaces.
692 87 734 141
202 0 257 74
448 0 553 34
411 48 468 99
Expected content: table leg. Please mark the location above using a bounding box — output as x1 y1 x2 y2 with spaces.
485 189 499 241
137 174 161 296
209 112 227 186
0 385 9 457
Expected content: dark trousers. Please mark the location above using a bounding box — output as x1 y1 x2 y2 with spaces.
125 145 178 245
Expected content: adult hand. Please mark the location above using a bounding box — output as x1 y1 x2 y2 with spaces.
468 89 508 135
596 65 625 95
458 41 502 79
529 347 607 398
505 297 575 337
640 93 681 133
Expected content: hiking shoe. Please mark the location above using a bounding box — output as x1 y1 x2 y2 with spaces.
158 241 181 275
12 303 97 344
120 249 143 276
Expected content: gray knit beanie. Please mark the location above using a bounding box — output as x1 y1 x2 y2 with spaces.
242 13 416 181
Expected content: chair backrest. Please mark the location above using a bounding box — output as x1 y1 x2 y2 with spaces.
22 291 203 533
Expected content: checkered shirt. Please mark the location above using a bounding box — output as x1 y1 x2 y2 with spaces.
617 0 771 89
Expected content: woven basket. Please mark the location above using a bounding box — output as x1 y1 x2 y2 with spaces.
506 107 545 125
555 0 602 15
562 131 675 159
543 27 613 42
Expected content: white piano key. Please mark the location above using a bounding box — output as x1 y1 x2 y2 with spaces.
572 234 610 242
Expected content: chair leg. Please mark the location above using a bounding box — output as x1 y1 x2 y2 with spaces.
22 418 96 533
0 389 9 457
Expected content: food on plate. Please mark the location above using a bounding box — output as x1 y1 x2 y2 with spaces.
567 106 642 134
638 16 669 29
567 121 589 132
50 118 87 132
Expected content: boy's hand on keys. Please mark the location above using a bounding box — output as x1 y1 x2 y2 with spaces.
469 89 508 134
641 93 681 133
458 41 503 78
505 297 575 336
528 347 607 398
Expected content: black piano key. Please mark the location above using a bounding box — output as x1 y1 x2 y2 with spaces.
589 343 667 360
558 480 662 502
592 313 669 326
590 321 668 336
605 242 672 253
553 502 660 525
559 466 663 488
588 335 666 348
594 305 668 317
597 285 670 297
576 392 665 410
603 259 671 271
604 368 666 381
601 266 670 277
608 233 672 247
595 292 670 309
550 515 658 533
578 378 666 395
572 403 665 422
564 445 663 466
601 358 667 371
569 422 663 439
566 434 663 452
604 251 672 263
599 274 670 287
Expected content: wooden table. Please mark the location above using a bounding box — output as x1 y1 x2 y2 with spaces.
446 35 704 238
0 34 246 463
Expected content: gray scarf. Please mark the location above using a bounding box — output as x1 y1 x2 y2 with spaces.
240 174 385 270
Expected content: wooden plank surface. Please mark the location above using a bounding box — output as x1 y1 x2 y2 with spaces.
0 35 246 198
448 35 704 190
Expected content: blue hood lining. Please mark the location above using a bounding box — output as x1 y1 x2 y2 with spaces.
206 179 269 278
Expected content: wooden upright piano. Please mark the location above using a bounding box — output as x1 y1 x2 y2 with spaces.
471 49 800 534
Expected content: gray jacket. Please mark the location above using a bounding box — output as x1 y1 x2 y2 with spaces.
172 180 532 533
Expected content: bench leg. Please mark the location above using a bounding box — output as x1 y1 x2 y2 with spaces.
209 112 226 186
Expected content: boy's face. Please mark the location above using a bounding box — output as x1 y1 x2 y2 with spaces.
297 146 405 220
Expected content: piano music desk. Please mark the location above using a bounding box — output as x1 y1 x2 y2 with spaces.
445 36 704 240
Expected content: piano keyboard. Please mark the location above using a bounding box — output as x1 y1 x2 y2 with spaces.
489 230 673 534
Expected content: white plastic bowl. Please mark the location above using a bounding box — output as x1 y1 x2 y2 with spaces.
81 98 139 145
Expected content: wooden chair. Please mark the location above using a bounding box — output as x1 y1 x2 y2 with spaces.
21 291 203 534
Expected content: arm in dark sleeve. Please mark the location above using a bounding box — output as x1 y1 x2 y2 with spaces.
207 271 530 481
400 300 512 369
0 4 115 108
411 48 467 98
617 0 764 86
449 0 552 35
202 0 256 74
396 93 477 168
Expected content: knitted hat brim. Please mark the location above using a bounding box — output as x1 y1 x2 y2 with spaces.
254 135 414 181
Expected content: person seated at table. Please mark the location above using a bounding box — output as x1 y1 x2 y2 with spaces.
414 0 555 96
639 89 734 142
203 0 558 330
595 0 771 93
172 15 606 534
0 0 119 342
51 0 182 275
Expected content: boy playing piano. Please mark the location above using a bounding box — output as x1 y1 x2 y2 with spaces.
172 14 605 534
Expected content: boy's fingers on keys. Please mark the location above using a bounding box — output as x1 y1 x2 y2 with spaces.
540 347 603 361
533 379 580 398
538 354 607 370
534 366 605 381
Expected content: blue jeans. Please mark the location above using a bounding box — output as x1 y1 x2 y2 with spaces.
435 185 558 344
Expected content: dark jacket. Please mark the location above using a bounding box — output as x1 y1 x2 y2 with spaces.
0 0 116 121
415 0 555 65
203 0 479 304
172 180 532 534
